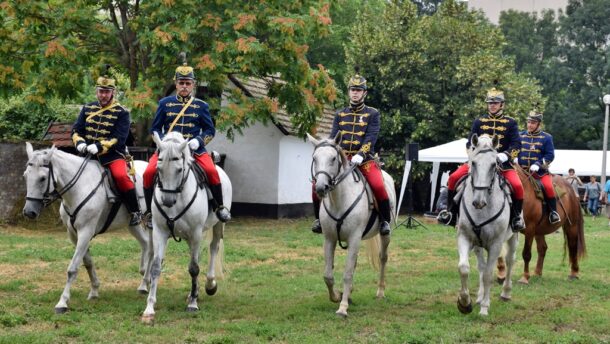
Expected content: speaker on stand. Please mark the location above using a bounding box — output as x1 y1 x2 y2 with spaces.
396 143 427 230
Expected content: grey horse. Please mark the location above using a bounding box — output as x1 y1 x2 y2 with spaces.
307 133 396 317
141 132 231 324
456 134 519 316
22 143 152 314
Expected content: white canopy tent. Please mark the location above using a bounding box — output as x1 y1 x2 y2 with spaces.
396 138 610 214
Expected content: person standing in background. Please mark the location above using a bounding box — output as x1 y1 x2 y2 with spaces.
583 175 602 218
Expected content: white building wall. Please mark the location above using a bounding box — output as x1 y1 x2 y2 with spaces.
206 122 280 204
468 0 568 24
277 136 315 204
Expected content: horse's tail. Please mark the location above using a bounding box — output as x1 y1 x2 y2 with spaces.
562 195 587 262
364 234 381 271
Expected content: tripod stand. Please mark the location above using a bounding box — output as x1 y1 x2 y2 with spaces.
395 170 427 230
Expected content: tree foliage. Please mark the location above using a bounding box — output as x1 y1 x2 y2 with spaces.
346 0 545 174
0 0 337 141
499 0 610 150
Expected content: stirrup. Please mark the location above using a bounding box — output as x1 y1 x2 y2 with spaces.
216 206 231 223
437 210 454 226
379 221 391 236
129 212 142 226
143 211 153 230
311 219 322 234
549 211 561 224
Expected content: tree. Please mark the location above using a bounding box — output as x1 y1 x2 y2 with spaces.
0 1 337 142
307 0 386 93
346 0 545 176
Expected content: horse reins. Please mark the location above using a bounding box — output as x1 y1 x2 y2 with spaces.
311 141 371 249
154 156 203 242
26 154 92 206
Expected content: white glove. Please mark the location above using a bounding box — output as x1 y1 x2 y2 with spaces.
351 154 364 165
76 143 87 153
530 164 540 173
188 139 200 151
513 157 519 164
86 144 99 155
496 152 508 163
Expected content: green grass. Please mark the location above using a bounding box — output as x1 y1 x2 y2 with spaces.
0 215 609 343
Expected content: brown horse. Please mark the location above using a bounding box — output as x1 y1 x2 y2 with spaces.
497 165 586 283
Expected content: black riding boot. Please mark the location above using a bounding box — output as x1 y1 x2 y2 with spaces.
143 187 154 229
123 188 142 226
511 199 526 232
437 189 457 226
546 197 561 224
210 183 231 222
311 198 322 234
378 199 392 236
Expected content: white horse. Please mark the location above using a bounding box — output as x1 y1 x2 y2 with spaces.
307 133 396 318
22 143 152 314
141 132 231 324
456 134 519 316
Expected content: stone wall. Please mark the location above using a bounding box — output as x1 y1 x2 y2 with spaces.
0 142 29 221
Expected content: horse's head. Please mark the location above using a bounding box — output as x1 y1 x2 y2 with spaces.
307 132 348 198
153 132 191 208
22 142 57 219
467 134 499 209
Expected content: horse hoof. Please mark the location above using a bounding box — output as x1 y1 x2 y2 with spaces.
138 289 149 295
518 277 529 285
496 277 505 285
205 284 218 296
335 310 348 318
54 307 68 314
141 314 155 325
500 295 511 302
568 275 579 281
457 299 473 314
186 306 199 312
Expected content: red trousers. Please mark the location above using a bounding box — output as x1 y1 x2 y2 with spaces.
106 159 135 193
447 163 524 200
143 151 220 189
534 173 556 198
312 160 389 202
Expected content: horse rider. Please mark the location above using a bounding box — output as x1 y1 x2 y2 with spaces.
517 111 561 224
311 73 392 236
71 69 142 226
437 88 526 232
142 56 231 228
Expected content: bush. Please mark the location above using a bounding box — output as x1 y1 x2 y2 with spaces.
0 94 78 140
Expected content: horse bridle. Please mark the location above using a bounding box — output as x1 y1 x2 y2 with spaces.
156 152 191 194
310 141 357 190
311 141 366 250
470 148 498 194
153 151 199 242
25 154 92 207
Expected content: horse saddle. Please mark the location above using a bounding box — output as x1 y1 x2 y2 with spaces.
530 178 567 201
102 165 142 203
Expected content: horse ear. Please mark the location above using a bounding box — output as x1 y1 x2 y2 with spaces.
152 132 162 148
471 133 479 147
306 133 320 146
492 135 499 149
25 142 33 160
48 145 57 159
333 131 341 145
179 140 188 152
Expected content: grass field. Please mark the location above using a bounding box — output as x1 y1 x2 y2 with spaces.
0 213 609 344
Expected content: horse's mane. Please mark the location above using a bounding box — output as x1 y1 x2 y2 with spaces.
160 131 193 165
